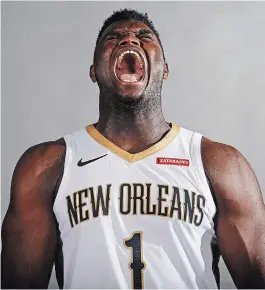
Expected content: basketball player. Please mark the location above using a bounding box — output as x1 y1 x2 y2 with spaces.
2 9 265 289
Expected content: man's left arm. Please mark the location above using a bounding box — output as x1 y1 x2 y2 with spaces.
201 137 265 289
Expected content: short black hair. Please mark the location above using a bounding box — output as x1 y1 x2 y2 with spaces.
96 9 165 58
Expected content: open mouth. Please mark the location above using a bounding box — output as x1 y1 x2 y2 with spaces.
114 50 145 83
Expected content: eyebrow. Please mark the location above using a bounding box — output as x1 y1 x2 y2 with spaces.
136 29 153 36
105 32 121 38
105 28 153 38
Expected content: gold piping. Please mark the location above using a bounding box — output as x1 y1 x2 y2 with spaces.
86 124 180 163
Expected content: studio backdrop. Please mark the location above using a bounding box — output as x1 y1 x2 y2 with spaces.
2 1 265 289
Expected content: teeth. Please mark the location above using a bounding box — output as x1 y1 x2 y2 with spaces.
117 50 144 69
120 74 139 82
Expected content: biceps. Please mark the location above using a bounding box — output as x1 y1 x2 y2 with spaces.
1 207 58 279
217 215 252 258
2 208 57 258
217 213 265 274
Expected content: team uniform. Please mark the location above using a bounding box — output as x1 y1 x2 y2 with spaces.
53 123 219 289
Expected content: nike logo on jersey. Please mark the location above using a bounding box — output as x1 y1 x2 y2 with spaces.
156 157 190 166
77 154 107 166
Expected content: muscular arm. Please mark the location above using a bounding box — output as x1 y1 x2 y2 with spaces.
202 137 265 288
1 140 66 289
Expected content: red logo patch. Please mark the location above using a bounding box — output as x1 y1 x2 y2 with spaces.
156 157 190 166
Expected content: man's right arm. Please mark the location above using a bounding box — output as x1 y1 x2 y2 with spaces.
1 140 66 289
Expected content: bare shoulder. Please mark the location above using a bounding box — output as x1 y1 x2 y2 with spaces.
11 138 66 204
201 136 264 208
201 136 247 168
16 138 66 175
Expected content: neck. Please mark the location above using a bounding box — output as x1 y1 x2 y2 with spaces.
95 92 170 154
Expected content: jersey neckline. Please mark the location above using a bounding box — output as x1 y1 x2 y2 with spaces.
86 124 180 163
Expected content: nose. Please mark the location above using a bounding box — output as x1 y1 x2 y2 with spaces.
118 35 140 47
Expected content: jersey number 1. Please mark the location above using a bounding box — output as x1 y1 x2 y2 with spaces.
124 232 146 289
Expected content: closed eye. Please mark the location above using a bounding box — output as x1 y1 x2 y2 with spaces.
107 36 118 40
140 35 153 41
105 34 120 41
137 29 154 41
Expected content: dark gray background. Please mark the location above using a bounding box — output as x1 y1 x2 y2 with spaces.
2 1 265 289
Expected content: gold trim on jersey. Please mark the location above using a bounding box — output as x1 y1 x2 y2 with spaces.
86 124 180 163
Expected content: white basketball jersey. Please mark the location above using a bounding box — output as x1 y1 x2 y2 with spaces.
53 124 218 289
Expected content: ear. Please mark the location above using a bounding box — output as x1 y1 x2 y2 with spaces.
90 65 97 83
163 62 169 80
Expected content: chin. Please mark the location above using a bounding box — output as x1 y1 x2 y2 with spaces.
117 93 143 104
114 84 145 101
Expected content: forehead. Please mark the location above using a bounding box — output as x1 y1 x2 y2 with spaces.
100 19 154 38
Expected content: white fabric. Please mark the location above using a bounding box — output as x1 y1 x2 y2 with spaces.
53 126 218 289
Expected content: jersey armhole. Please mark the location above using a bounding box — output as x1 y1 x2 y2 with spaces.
189 132 217 223
53 133 76 209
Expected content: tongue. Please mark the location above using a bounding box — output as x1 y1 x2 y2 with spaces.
120 74 141 82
